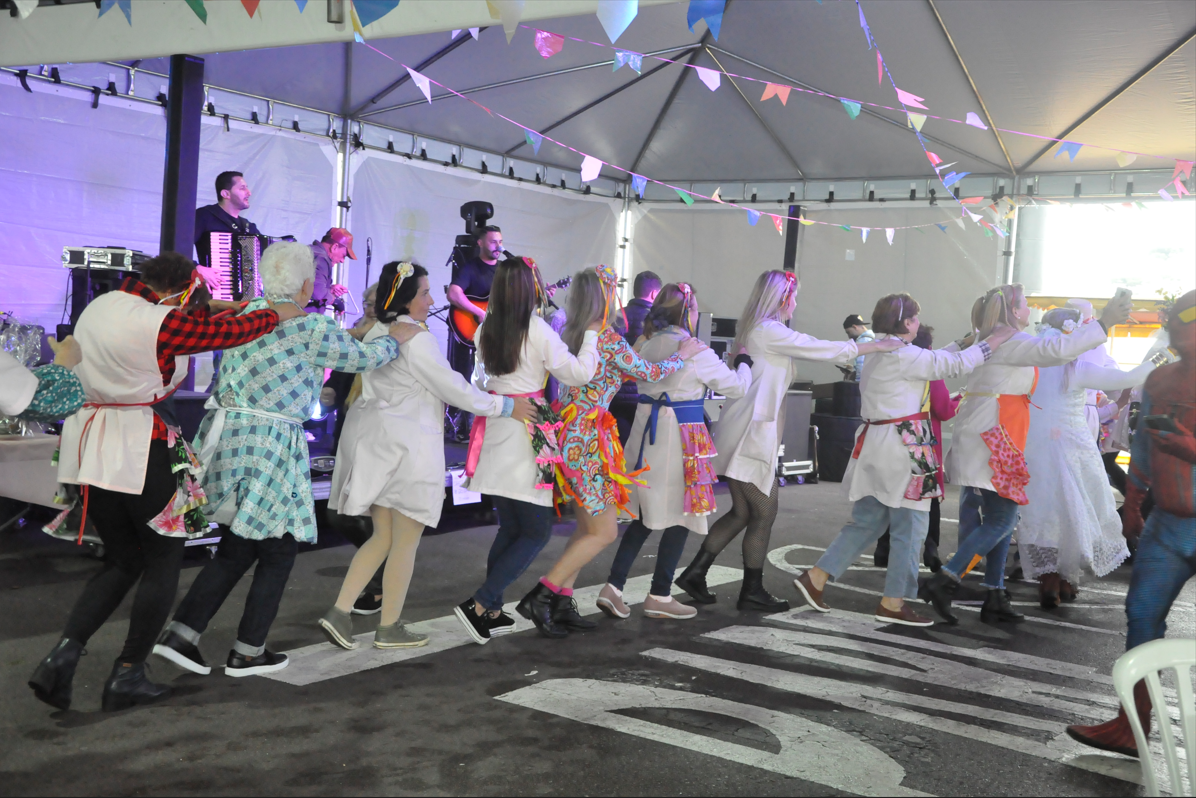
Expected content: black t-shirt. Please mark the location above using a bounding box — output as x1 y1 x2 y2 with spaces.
194 204 262 265
450 257 498 299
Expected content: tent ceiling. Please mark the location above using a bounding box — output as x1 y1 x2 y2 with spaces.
37 0 1196 181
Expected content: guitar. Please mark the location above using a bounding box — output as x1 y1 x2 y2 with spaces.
448 276 572 347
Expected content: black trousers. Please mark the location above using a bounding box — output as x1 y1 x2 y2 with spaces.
172 528 298 649
62 441 185 664
1102 451 1128 495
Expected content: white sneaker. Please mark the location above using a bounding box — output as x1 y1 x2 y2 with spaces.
643 595 697 619
596 584 630 619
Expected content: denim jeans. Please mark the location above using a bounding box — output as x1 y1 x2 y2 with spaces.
171 528 298 656
944 487 1019 589
816 495 929 599
1125 510 1196 650
474 497 556 612
607 520 690 597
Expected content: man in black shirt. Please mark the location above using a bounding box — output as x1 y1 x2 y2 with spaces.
446 226 503 377
194 171 262 267
611 270 662 443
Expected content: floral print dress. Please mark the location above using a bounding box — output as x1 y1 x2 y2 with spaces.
555 327 685 515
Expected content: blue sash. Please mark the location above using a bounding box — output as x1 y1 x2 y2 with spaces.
634 393 706 470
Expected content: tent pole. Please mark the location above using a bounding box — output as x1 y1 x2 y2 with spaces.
782 203 801 274
159 54 204 255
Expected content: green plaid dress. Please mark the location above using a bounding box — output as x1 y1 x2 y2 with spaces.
195 301 398 543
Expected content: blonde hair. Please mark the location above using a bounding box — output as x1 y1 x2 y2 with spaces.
971 283 1025 339
561 269 611 354
734 270 798 353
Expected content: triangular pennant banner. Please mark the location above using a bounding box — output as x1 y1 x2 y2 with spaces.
966 210 983 223
350 2 365 41
926 151 942 166
488 0 525 43
353 0 400 27
886 228 895 245
941 171 969 188
406 67 432 102
535 29 564 58
695 66 721 91
711 187 723 203
1173 160 1194 181
580 155 603 183
1175 179 1191 197
799 218 815 226
1115 152 1137 168
954 218 965 230
840 99 861 120
894 88 928 110
858 2 872 48
959 196 984 204
747 209 761 226
241 0 261 16
839 225 852 232
613 50 643 73
761 83 791 105
453 29 461 38
993 226 1007 238
686 0 725 40
935 224 947 233
676 188 695 206
1157 188 1173 201
470 27 480 39
11 0 37 19
99 0 132 24
907 112 926 132
934 161 956 174
877 51 883 85
964 112 987 130
295 0 308 10
596 0 638 44
861 228 869 243
183 0 207 23
1055 141 1082 161
524 130 543 155
983 228 993 238
772 215 784 235
631 174 647 198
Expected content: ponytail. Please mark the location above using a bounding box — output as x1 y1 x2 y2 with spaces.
974 283 1025 339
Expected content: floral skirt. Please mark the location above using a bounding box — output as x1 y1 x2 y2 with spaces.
555 404 644 516
680 422 718 516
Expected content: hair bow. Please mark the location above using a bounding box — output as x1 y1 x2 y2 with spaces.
383 261 416 310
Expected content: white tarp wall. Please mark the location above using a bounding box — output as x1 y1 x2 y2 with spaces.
630 204 1003 385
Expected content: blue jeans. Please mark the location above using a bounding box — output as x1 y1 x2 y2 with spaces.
607 520 689 597
1125 510 1196 650
945 487 1019 589
474 497 555 612
816 496 929 600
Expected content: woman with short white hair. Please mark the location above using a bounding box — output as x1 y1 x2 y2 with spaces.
153 241 421 679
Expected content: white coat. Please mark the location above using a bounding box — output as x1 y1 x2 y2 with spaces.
845 338 988 510
466 316 600 506
57 291 186 494
330 319 505 528
713 320 857 495
625 328 752 534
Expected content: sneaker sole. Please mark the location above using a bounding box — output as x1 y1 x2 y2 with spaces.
453 606 490 645
488 624 516 637
351 607 382 616
225 659 288 677
874 614 934 627
152 644 212 676
644 609 697 620
596 597 630 619
793 578 831 613
317 619 359 650
374 637 430 649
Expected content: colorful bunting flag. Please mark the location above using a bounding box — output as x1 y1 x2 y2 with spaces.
711 187 723 203
596 0 638 44
935 223 948 233
487 0 525 43
861 228 869 243
747 209 761 226
1055 141 1082 161
1175 179 1191 197
242 0 262 16
183 0 207 23
799 218 815 226
954 218 965 230
941 171 969 188
1173 160 1194 181
926 151 942 166
695 66 721 91
840 99 861 120
959 196 984 204
676 188 695 206
761 83 791 105
580 155 603 182
964 112 987 130
894 88 927 110
1116 152 1137 168
771 215 784 235
535 29 564 58
99 0 132 24
350 2 365 41
524 130 543 155
982 228 993 238
965 210 983 223
886 228 895 245
11 0 37 19
907 112 926 131
858 2 872 48
877 51 883 85
295 0 308 10
406 67 432 102
613 50 643 73
993 226 1007 238
839 225 851 232
353 0 400 27
686 0 725 40
631 174 647 198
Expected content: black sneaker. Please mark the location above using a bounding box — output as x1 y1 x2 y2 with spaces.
225 649 288 677
152 630 212 675
453 598 491 645
352 593 383 616
486 611 516 637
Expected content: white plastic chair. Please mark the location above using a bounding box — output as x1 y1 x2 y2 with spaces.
1113 638 1196 797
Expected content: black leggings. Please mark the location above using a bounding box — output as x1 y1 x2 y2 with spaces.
702 477 778 569
62 441 186 664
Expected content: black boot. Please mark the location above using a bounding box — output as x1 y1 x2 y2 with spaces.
736 568 790 612
980 588 1025 623
675 549 718 604
28 638 85 711
551 593 598 631
515 583 568 639
101 661 172 712
923 544 942 573
917 572 959 624
873 532 891 568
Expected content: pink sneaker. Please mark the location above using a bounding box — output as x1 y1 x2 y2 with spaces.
596 584 630 619
643 595 697 620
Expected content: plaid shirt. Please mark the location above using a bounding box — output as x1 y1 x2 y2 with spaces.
119 279 279 439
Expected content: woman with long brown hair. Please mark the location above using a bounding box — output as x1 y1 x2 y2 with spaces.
452 257 602 645
515 266 706 638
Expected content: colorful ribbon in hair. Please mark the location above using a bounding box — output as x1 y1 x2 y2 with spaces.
383 261 415 310
594 264 627 331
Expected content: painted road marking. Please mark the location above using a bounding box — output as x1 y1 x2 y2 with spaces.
262 566 745 686
497 678 931 797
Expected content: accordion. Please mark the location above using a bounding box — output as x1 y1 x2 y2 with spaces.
204 233 274 301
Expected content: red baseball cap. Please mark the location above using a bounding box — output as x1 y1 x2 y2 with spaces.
325 228 357 259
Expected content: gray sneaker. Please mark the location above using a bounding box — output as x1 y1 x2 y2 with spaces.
318 607 359 650
373 621 429 649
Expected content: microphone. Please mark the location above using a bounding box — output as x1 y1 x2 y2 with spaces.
503 249 516 260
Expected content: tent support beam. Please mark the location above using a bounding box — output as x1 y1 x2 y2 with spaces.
629 33 715 176
703 46 805 178
1021 25 1196 171
349 28 487 118
357 45 697 119
925 0 1015 176
707 45 1008 174
505 49 696 155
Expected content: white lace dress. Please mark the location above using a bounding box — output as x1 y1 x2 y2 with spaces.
1018 338 1155 584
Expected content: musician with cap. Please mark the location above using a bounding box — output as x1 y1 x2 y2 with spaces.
309 228 354 312
194 171 262 268
843 313 875 381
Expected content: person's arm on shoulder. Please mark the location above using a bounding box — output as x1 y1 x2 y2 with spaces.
542 319 600 386
765 323 860 364
989 319 1107 368
407 333 506 417
309 315 402 373
157 305 279 358
1073 359 1156 393
696 347 752 399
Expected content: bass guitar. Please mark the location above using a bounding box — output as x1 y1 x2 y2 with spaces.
448 276 571 346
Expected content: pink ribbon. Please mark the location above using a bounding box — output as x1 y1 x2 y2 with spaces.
464 389 545 478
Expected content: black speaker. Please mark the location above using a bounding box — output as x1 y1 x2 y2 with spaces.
832 381 861 417
811 413 863 482
68 267 134 326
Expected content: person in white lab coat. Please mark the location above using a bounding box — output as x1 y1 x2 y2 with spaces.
596 283 753 621
674 270 901 611
319 262 536 650
794 293 1014 626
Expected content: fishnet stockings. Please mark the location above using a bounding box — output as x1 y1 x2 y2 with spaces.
702 477 778 569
